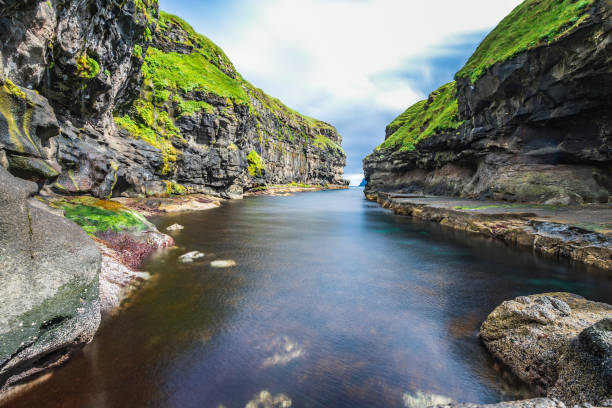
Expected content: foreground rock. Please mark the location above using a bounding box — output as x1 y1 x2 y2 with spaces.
0 167 100 394
480 293 612 405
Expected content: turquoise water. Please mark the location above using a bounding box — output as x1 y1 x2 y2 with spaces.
6 188 612 407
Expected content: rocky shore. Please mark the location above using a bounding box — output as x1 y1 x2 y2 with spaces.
244 183 349 197
367 192 612 271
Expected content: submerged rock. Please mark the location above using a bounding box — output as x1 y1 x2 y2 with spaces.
210 260 237 268
167 223 185 231
244 390 292 408
480 293 612 405
0 167 100 393
179 251 206 263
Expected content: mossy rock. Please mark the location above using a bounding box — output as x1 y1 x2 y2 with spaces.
55 196 152 236
7 154 59 180
0 78 59 158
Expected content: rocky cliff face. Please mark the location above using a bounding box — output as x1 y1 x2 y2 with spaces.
364 0 611 204
0 0 347 200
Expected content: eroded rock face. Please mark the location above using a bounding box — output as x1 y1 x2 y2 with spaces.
0 0 347 199
480 293 612 405
0 166 100 392
364 0 612 204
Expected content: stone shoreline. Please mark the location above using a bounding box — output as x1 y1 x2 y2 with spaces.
366 192 612 271
244 184 349 197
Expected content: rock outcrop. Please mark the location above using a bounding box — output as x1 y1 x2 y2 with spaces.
0 166 100 393
364 0 611 204
479 293 612 405
0 0 347 200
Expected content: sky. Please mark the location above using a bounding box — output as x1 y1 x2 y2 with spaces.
158 0 523 185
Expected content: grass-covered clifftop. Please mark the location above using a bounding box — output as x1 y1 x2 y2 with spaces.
373 0 596 154
115 10 342 175
456 0 595 82
377 82 461 152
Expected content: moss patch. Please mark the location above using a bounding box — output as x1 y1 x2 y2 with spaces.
456 0 595 82
377 81 462 152
247 150 265 176
76 54 100 79
57 197 149 235
164 180 187 195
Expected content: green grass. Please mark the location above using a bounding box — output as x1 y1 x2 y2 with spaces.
456 0 595 82
377 82 462 152
142 47 249 103
313 134 343 152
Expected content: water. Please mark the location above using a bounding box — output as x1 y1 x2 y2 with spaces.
6 188 612 408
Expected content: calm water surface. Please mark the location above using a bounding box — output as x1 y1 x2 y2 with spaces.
6 188 612 407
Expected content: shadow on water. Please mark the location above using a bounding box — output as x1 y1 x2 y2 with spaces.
5 188 612 408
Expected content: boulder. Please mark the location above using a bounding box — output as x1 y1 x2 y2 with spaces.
0 166 100 393
480 293 612 405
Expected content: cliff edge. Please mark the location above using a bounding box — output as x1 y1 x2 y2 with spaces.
363 0 611 205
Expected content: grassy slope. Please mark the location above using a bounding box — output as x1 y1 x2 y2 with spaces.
115 11 342 173
375 0 595 154
456 0 595 82
377 82 462 152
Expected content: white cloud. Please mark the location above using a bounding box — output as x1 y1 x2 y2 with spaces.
160 0 523 174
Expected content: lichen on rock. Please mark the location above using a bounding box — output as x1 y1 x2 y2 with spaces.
480 293 612 405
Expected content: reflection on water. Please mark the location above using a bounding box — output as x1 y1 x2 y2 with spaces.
6 188 612 408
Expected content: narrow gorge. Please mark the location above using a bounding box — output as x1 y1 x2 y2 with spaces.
1 0 611 407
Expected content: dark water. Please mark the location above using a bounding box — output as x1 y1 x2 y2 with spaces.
6 188 612 408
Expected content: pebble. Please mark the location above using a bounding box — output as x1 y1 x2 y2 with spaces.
178 251 205 263
210 260 236 268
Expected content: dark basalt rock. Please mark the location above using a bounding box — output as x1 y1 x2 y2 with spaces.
0 0 347 199
364 0 612 204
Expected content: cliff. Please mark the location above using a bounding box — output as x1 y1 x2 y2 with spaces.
0 0 347 200
363 0 611 204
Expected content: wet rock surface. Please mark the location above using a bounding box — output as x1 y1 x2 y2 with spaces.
480 293 612 405
367 193 612 270
364 0 612 204
0 166 100 393
433 398 567 408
